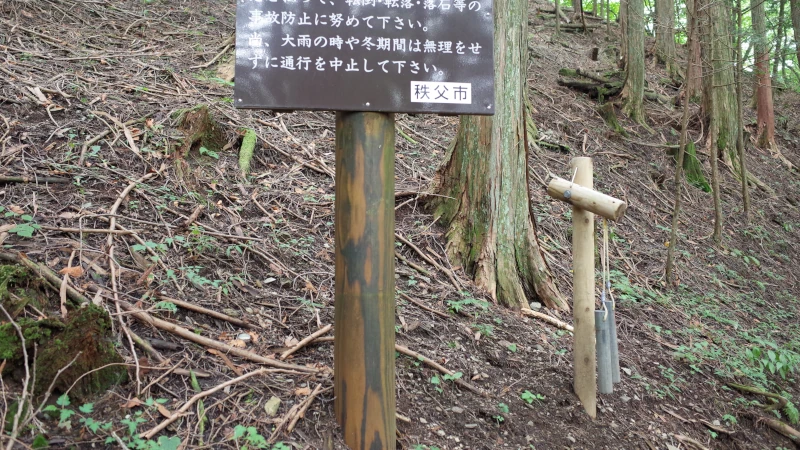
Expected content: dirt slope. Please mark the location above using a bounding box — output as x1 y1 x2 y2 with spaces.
1 0 799 449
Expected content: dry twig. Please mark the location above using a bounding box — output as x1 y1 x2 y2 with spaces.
281 324 332 359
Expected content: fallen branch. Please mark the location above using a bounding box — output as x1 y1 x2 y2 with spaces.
672 433 711 450
0 176 71 184
750 414 800 443
140 368 286 439
117 299 317 373
286 384 326 434
520 308 574 332
281 324 333 360
0 252 89 305
395 344 488 397
395 233 461 290
727 383 789 412
399 292 450 319
40 226 141 234
156 294 256 330
77 116 146 165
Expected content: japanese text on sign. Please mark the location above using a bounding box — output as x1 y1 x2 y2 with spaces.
235 0 494 114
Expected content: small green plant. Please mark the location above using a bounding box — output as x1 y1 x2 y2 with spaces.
447 293 489 316
199 146 219 159
745 347 799 380
721 414 737 426
232 425 289 449
43 394 180 449
0 207 41 238
506 343 518 353
520 391 545 404
430 375 442 393
472 323 494 337
493 402 509 423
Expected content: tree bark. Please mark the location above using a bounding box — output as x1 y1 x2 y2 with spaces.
655 0 679 79
430 0 567 311
773 0 786 80
736 0 750 221
621 0 646 124
698 0 736 242
752 0 777 149
792 0 800 70
684 0 703 99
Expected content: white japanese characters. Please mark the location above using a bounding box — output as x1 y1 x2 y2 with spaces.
410 81 471 104
236 0 493 111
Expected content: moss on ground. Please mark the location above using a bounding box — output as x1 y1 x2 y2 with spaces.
0 264 126 400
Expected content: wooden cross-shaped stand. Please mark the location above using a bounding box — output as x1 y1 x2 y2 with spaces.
546 157 627 419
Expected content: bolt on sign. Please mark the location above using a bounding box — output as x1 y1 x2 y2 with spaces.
234 0 494 114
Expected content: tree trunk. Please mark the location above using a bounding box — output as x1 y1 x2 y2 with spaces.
620 0 628 67
684 0 702 99
736 0 750 221
655 0 679 79
572 0 583 21
752 0 777 149
773 0 786 80
791 0 800 79
430 0 567 311
621 0 646 124
698 0 736 242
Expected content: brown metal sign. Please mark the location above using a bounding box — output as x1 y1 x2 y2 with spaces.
234 0 494 114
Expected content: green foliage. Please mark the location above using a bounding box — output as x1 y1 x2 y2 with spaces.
746 347 799 380
233 425 287 449
446 293 489 316
472 323 494 337
239 128 257 176
520 391 545 404
0 208 42 238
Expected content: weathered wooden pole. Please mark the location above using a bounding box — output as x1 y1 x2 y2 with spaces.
570 156 597 419
334 112 396 450
546 157 628 418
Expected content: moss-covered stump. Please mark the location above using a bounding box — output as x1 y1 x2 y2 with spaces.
176 105 225 159
0 265 126 400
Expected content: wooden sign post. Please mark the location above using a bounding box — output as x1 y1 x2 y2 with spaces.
234 0 496 445
546 157 626 419
333 112 396 449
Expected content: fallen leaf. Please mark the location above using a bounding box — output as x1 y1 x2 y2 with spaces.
247 332 259 343
58 212 80 219
268 263 284 276
284 336 299 347
145 118 154 128
121 398 143 409
294 387 312 396
229 339 247 348
219 331 233 341
59 266 84 277
303 281 317 293
0 224 14 233
156 403 172 418
8 205 25 214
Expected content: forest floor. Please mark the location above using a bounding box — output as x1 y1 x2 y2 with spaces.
2 0 800 449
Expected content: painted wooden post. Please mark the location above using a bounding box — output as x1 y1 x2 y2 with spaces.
333 112 396 450
546 157 627 419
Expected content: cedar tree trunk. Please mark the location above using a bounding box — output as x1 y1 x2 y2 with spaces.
698 0 737 241
655 0 679 79
792 0 800 69
752 0 776 149
621 0 646 124
430 0 567 311
685 0 703 99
